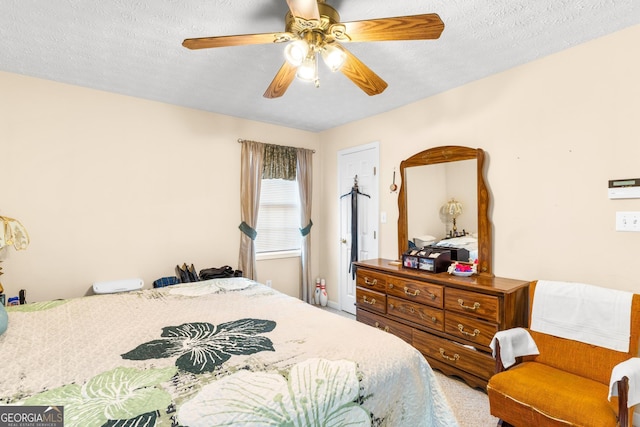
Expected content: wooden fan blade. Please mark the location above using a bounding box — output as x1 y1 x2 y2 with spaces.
264 61 298 98
286 0 319 20
341 13 444 42
183 32 280 50
339 46 388 96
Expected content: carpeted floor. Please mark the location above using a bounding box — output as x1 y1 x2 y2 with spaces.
434 370 498 426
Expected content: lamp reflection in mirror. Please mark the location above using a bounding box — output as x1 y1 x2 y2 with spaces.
0 215 30 297
440 199 463 237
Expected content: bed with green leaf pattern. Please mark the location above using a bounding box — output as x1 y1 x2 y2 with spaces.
0 277 458 426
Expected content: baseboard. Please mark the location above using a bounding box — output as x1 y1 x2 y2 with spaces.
308 300 338 310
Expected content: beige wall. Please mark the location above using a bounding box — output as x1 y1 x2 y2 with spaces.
1 72 320 301
2 24 639 304
319 24 640 297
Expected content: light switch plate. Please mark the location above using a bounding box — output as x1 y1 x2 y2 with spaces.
616 212 640 232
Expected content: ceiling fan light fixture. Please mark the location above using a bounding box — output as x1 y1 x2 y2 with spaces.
183 1 445 98
284 39 309 66
296 54 319 87
321 43 346 72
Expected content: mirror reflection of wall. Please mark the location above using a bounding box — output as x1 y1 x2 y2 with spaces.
406 164 447 243
406 159 477 245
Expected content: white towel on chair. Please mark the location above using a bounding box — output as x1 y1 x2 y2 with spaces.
490 328 539 369
531 280 632 352
609 357 640 407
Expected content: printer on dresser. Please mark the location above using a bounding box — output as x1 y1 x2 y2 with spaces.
354 258 530 389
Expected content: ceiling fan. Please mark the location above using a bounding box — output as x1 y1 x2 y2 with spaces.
182 0 444 99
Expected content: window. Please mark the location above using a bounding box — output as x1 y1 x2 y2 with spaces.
255 178 300 254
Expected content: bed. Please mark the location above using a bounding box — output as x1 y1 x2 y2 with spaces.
0 277 458 426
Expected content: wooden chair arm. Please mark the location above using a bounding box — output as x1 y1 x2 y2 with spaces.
618 376 630 427
611 357 640 426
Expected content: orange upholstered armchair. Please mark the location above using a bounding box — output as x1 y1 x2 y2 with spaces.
487 280 640 427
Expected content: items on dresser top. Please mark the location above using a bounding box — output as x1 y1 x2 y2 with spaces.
354 258 530 389
405 236 476 275
402 246 452 273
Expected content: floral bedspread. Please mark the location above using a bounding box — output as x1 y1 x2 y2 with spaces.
0 278 458 426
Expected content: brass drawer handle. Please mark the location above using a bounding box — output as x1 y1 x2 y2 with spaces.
389 303 395 310
439 348 459 362
362 295 376 305
374 321 390 332
457 299 481 311
388 283 394 289
404 286 436 300
404 286 420 297
364 277 378 286
457 324 481 337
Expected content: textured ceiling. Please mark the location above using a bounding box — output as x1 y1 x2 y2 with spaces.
1 1 638 132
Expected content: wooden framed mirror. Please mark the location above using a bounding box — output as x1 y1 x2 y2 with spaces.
397 146 493 276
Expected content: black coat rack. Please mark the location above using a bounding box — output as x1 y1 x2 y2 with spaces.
340 175 370 279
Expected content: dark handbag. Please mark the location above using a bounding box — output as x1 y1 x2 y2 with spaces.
199 265 242 280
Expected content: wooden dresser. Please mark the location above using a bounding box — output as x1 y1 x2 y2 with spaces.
354 258 530 389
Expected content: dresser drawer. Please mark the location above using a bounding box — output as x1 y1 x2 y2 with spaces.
445 288 500 322
413 329 494 380
356 287 386 314
356 269 387 293
386 276 444 308
356 308 413 344
444 311 497 349
387 296 444 332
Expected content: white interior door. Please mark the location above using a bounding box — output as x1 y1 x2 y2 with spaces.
338 142 379 315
